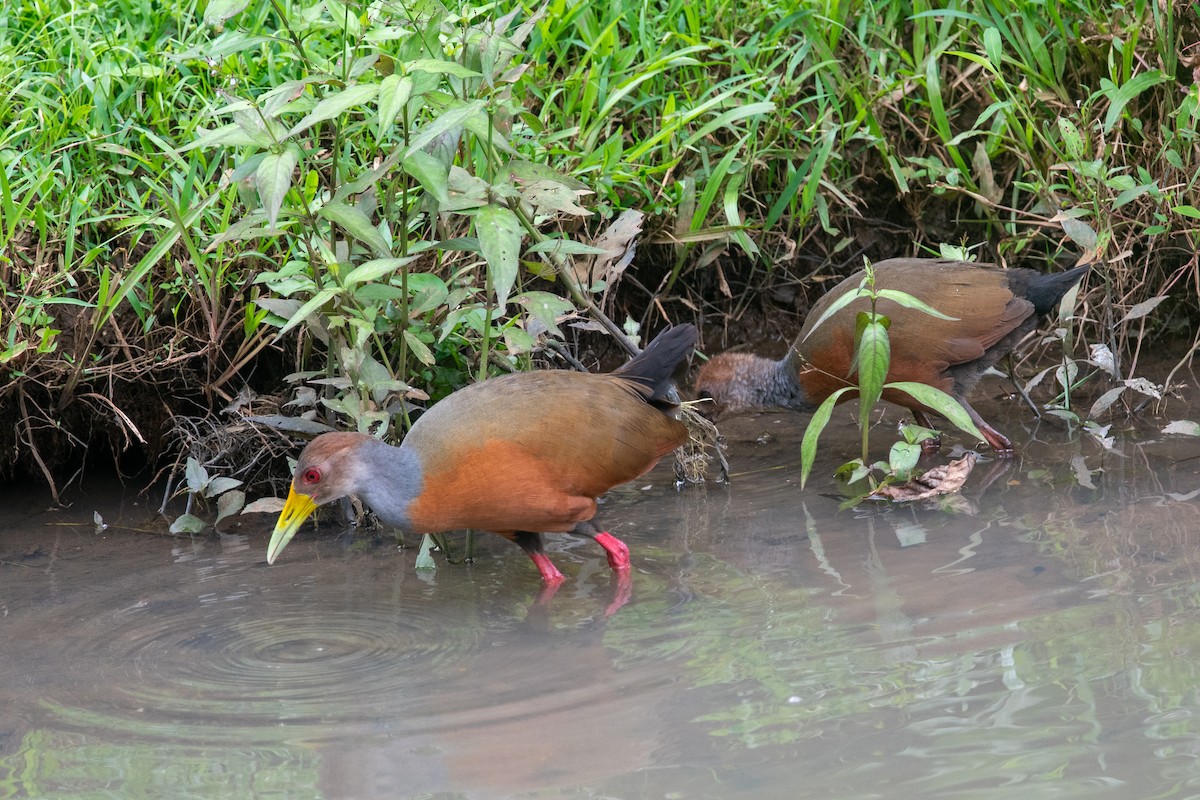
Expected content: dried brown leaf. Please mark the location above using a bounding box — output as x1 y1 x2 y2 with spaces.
573 209 644 292
869 452 977 502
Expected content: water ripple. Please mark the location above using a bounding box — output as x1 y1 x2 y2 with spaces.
32 569 484 744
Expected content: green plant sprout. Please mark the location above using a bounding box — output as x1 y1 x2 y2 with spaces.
799 261 986 490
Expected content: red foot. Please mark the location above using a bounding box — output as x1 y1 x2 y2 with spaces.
591 531 631 572
529 552 565 584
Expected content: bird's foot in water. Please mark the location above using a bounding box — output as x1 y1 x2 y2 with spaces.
529 552 566 585
590 531 631 572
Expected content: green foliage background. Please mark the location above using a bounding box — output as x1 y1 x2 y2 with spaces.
1 0 1196 487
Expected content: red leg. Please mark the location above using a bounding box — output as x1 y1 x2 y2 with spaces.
573 522 630 572
528 552 565 584
593 532 631 571
512 531 565 584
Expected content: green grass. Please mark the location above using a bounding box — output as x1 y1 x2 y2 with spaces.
0 0 1197 489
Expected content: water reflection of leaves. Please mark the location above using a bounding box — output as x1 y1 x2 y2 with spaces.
604 525 1200 753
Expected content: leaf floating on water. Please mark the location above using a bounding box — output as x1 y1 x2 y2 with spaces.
869 452 977 502
415 534 437 571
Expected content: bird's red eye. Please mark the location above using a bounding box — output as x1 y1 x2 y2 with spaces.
303 468 321 485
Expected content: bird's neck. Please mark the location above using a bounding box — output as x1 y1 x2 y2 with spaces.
727 351 812 413
353 439 424 530
770 350 815 412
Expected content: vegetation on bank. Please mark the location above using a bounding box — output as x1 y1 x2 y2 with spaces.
1 0 1197 496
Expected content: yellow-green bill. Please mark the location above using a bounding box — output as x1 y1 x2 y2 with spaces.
267 486 319 564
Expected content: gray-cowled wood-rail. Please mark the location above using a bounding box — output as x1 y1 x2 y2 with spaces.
267 324 697 583
694 258 1090 455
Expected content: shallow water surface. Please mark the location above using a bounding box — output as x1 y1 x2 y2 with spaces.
5 399 1200 799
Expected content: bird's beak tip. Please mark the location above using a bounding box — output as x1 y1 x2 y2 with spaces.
266 487 318 565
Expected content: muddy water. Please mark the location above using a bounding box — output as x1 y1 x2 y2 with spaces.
4 398 1200 799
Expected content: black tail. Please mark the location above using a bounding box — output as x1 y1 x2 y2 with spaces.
1024 263 1092 315
614 323 698 401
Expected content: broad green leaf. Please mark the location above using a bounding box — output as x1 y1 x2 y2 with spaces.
888 441 922 480
404 273 450 314
403 329 435 365
408 59 482 79
259 79 315 117
476 204 522 312
402 149 450 205
276 286 338 337
520 180 592 216
516 291 576 337
801 387 855 488
286 83 379 139
526 238 607 256
1173 205 1200 219
185 457 207 493
1057 117 1086 160
839 461 872 485
404 100 484 158
319 200 392 258
800 287 867 342
983 26 1002 68
1060 216 1098 249
215 490 246 526
180 122 270 152
1055 359 1079 391
1102 71 1171 133
171 31 273 61
1113 184 1153 209
206 477 244 497
875 289 957 320
255 146 299 228
504 326 536 355
170 514 208 535
885 381 985 442
203 0 249 27
377 74 413 139
853 315 890 431
344 256 417 287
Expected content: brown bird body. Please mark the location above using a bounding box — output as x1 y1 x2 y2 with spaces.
694 258 1090 454
267 324 697 584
